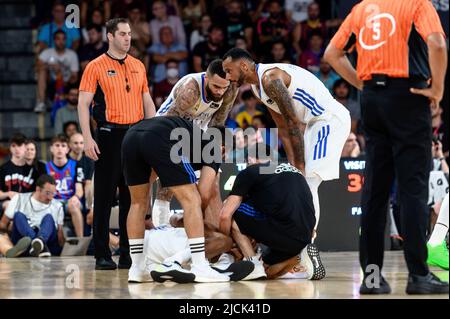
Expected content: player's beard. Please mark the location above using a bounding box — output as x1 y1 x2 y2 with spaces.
205 84 223 102
237 72 246 87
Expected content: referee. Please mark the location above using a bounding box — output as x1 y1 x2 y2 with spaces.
325 0 448 294
78 18 156 270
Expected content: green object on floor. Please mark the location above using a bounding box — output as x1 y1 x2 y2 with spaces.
427 241 449 270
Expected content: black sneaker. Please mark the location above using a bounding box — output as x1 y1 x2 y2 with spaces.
406 272 449 294
212 260 255 281
150 262 195 284
300 243 326 280
29 237 44 257
118 254 132 269
39 243 51 257
95 257 117 270
5 236 32 258
360 275 392 294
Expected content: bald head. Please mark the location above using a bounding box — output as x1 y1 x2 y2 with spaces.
69 133 84 155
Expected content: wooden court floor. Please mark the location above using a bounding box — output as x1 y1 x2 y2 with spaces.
0 251 448 299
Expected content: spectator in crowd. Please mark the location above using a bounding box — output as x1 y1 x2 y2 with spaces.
68 133 95 221
24 140 46 177
431 105 447 155
54 86 79 135
148 26 188 84
81 0 111 28
111 0 146 18
314 57 340 92
0 233 31 258
252 114 269 130
63 121 80 138
227 129 246 162
174 0 206 35
81 8 108 44
332 79 360 133
79 24 108 71
285 0 314 23
432 138 449 175
37 2 81 53
35 30 79 113
298 31 324 73
190 14 212 51
45 135 84 238
263 40 291 63
235 90 263 128
0 175 65 257
292 1 328 56
150 0 187 46
221 0 253 49
341 133 361 158
0 134 38 212
235 36 249 51
153 59 181 109
127 2 151 59
256 0 291 55
192 25 227 72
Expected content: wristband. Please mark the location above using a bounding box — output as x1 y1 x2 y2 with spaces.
439 157 446 161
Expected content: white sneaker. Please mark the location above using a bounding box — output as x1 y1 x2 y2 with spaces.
190 262 230 283
242 259 267 281
299 243 326 280
29 237 44 257
211 253 235 271
128 265 153 283
212 260 255 281
34 102 46 113
150 262 195 284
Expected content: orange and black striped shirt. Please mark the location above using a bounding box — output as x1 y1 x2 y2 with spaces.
330 0 445 81
79 53 149 124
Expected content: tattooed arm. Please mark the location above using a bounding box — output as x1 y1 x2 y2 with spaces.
209 83 239 126
262 69 305 172
165 77 200 117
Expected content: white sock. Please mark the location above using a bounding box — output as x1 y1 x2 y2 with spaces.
429 193 449 246
306 175 323 241
189 237 206 265
152 199 170 226
129 239 145 269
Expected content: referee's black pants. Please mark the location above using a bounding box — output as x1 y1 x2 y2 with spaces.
359 79 431 277
93 126 131 260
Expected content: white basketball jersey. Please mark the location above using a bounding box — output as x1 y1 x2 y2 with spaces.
144 225 189 263
156 72 224 130
250 63 349 124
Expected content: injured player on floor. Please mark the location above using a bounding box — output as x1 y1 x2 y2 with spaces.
143 214 265 283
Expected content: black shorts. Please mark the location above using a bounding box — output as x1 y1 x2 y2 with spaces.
233 203 308 265
122 130 198 187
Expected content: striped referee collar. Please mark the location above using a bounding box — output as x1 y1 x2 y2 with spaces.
105 52 128 63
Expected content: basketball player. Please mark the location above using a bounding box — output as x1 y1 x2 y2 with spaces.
143 216 256 283
219 145 325 280
122 116 230 283
222 48 351 238
152 59 239 228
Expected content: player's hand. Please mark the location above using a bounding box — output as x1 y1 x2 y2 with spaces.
84 136 100 161
410 86 443 107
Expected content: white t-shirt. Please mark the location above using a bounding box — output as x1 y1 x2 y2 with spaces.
285 0 313 23
39 48 79 82
5 193 64 229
